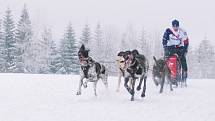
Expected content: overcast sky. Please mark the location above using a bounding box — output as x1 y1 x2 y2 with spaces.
0 0 215 47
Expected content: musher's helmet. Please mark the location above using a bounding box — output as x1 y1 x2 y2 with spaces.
172 19 179 27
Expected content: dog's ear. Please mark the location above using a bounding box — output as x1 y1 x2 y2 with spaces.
132 49 139 56
85 50 90 56
86 50 90 56
80 44 85 51
153 56 157 62
153 56 157 66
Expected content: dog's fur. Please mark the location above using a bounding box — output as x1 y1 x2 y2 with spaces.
76 44 108 96
152 57 166 86
118 50 149 101
116 52 132 92
153 56 173 93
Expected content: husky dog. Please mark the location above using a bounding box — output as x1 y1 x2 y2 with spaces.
152 56 166 87
119 50 149 101
152 56 172 93
76 44 108 96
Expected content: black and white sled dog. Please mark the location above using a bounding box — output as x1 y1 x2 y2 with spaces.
118 50 149 101
76 44 108 96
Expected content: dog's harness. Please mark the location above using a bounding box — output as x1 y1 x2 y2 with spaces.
80 56 104 79
126 54 149 79
81 65 90 78
126 57 139 78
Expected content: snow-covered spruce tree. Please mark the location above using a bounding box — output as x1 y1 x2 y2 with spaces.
92 23 103 61
124 24 138 50
187 46 200 78
3 8 16 73
197 38 215 78
138 27 151 59
49 39 62 74
24 28 54 74
120 33 128 51
15 5 33 73
103 27 119 75
152 31 163 58
59 23 79 74
0 19 6 72
25 35 41 73
37 28 53 74
80 24 91 48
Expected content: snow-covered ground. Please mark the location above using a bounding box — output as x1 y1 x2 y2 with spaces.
0 73 214 121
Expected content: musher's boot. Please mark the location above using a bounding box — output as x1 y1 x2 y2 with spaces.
182 71 188 87
182 71 187 81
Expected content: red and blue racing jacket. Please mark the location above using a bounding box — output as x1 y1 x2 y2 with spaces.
162 28 189 50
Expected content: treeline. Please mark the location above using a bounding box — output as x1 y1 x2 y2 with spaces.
0 6 79 74
187 38 215 79
0 5 215 78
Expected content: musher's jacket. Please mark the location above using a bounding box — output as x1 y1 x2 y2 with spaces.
162 28 189 50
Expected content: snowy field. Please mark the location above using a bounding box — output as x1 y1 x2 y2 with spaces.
0 73 215 121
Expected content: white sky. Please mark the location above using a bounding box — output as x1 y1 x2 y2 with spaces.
0 0 215 48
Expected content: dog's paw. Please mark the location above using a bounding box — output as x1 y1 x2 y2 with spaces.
131 97 134 101
76 91 81 95
136 86 141 91
83 83 87 88
141 93 145 98
155 81 159 86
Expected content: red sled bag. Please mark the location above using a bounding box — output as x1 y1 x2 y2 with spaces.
166 55 177 79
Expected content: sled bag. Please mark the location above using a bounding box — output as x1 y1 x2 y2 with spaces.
166 55 177 79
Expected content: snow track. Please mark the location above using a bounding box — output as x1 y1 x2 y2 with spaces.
0 74 214 121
